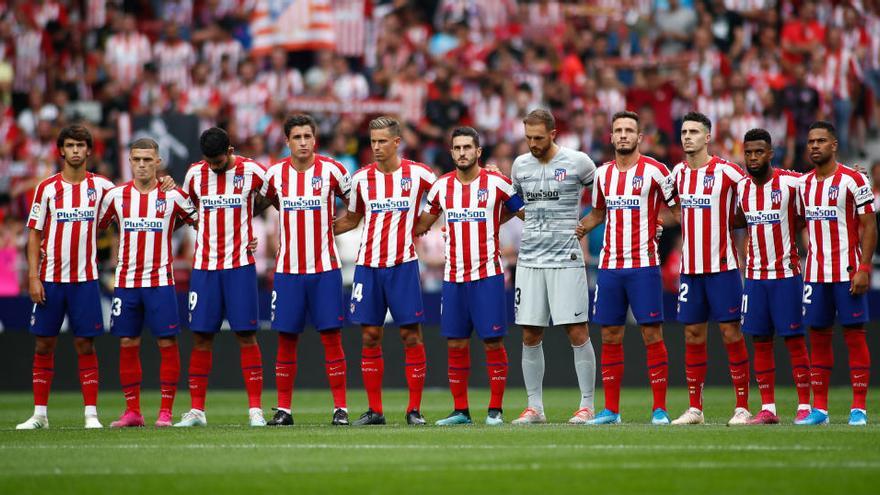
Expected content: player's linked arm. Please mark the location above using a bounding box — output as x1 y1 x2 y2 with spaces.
27 228 45 305
414 212 440 237
732 207 747 229
576 208 606 240
253 194 276 215
334 210 364 235
851 212 878 295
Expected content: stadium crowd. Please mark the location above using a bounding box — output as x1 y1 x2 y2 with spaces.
2 0 880 296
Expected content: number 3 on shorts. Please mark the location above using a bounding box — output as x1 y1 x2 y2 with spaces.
678 283 689 303
352 283 364 302
188 291 198 311
111 297 122 317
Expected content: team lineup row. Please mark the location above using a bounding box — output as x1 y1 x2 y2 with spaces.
14 107 873 430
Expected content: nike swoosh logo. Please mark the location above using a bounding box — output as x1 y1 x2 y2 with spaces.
169 324 179 329
415 311 424 317
492 325 502 330
852 312 864 318
854 374 867 380
250 320 258 325
790 323 801 329
574 312 584 317
338 316 345 321
94 323 102 329
601 370 610 375
729 306 739 313
649 312 660 317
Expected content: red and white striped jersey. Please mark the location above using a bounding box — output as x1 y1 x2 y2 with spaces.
26 173 115 283
260 155 352 274
738 168 803 280
593 155 677 270
105 32 152 88
201 39 244 82
334 0 368 57
673 156 747 275
349 160 436 268
228 81 269 143
183 155 268 271
426 169 522 283
800 164 876 283
388 79 428 125
259 68 304 104
153 40 196 89
98 184 196 288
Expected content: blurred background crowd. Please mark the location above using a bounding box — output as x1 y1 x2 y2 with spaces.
1 0 880 298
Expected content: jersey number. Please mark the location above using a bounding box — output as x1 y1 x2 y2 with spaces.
802 285 813 305
678 283 689 303
515 288 521 306
352 283 364 302
111 297 122 317
271 290 277 311
741 294 748 314
188 291 198 311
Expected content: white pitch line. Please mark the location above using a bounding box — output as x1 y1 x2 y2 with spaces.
0 443 850 452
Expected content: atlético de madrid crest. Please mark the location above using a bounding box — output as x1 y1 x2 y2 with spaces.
87 188 97 203
400 177 412 192
828 185 839 200
155 199 166 214
477 188 488 202
554 168 567 182
632 175 644 190
233 174 245 190
703 174 715 189
770 189 782 204
312 177 323 190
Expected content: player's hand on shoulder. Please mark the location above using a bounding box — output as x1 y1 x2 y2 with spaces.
29 277 46 305
484 163 502 175
247 238 258 253
158 175 177 192
575 222 587 240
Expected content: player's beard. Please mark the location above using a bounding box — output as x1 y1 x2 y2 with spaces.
746 162 771 179
614 143 637 156
529 143 551 160
455 157 478 171
809 150 832 167
210 157 230 175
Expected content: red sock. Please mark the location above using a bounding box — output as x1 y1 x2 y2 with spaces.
240 344 263 409
448 346 470 411
361 347 384 414
119 345 142 414
601 343 624 414
320 331 347 409
685 343 707 410
844 329 871 410
810 330 833 411
77 352 99 407
753 341 776 408
646 341 668 411
275 334 298 410
32 353 54 407
404 343 427 412
486 346 508 410
726 339 751 409
784 336 811 406
159 343 180 413
188 348 212 411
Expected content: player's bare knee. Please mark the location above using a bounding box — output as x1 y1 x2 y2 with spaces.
601 326 625 345
684 324 707 344
522 326 544 346
361 326 383 348
192 331 215 350
73 337 95 355
640 324 663 345
483 338 504 350
34 336 57 355
120 336 141 347
157 336 176 348
447 338 469 349
235 331 258 346
565 324 589 346
718 322 743 344
399 326 422 347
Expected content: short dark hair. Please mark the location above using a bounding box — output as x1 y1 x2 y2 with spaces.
284 114 317 138
130 138 159 152
743 128 772 146
450 127 481 148
682 111 712 132
523 109 556 131
808 120 837 139
200 127 230 157
56 125 93 150
611 110 640 130
369 116 401 137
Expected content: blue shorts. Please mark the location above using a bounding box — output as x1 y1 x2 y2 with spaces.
802 281 869 328
110 286 181 338
742 277 804 337
272 270 345 334
441 275 507 340
189 264 260 332
349 261 424 327
677 270 743 324
30 281 105 338
592 267 664 326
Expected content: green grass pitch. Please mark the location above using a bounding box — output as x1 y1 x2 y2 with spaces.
1 387 878 494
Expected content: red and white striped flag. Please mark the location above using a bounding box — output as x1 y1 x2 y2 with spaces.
251 0 335 55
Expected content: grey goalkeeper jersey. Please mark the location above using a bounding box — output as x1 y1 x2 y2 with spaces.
511 146 596 268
